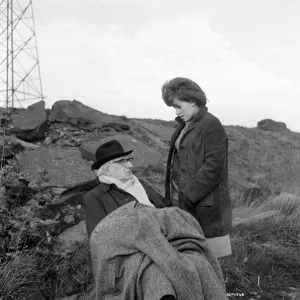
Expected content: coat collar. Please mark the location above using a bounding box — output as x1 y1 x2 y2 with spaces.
97 182 115 193
171 106 208 145
97 180 147 194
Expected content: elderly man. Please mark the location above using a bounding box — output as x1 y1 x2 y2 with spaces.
83 140 228 300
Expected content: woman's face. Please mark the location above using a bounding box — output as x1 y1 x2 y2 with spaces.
109 157 134 182
172 97 199 122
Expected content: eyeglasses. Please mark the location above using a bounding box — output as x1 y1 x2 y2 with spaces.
113 157 134 165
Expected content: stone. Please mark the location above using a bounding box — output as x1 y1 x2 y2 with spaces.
100 123 130 131
44 136 53 145
263 193 300 215
64 214 75 224
51 178 98 207
233 207 280 227
269 193 300 207
0 136 24 159
62 295 79 300
4 178 37 206
228 172 268 204
9 101 48 141
48 100 129 130
28 290 45 300
55 221 88 254
79 134 162 175
135 120 176 142
257 119 288 132
0 187 7 209
17 147 95 187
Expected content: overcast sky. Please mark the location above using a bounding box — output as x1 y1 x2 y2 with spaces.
31 0 299 131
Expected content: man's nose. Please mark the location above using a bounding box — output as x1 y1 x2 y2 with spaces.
127 161 133 168
175 108 180 115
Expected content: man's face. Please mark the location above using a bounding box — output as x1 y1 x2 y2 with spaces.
109 157 134 182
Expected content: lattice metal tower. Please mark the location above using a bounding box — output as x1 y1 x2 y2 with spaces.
0 0 44 109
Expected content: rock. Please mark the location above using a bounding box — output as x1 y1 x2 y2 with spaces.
59 138 82 147
286 287 300 300
257 119 288 132
79 134 162 175
49 100 129 130
0 187 7 209
15 138 40 150
135 120 175 142
62 295 79 300
64 214 75 224
228 172 268 204
43 136 53 145
55 221 88 254
233 207 280 226
51 178 98 207
0 107 11 128
27 290 45 300
229 172 258 190
100 123 130 131
269 193 300 207
0 136 40 161
0 136 24 159
9 101 48 141
17 147 95 187
4 178 37 206
263 193 300 215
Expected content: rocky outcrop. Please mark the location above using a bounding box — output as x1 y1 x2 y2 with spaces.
17 147 95 188
79 134 162 176
49 100 130 131
233 207 280 227
135 120 176 142
257 119 288 132
262 193 300 215
9 101 48 141
4 177 37 207
228 172 270 205
55 221 88 255
0 136 24 159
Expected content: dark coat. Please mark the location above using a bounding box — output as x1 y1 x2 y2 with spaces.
83 179 170 238
165 106 232 238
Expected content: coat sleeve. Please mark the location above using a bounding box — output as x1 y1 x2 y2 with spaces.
181 118 227 204
83 192 107 238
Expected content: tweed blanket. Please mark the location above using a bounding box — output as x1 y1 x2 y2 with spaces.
90 202 228 300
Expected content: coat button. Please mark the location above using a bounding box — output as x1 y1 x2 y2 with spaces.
181 167 186 172
124 198 128 202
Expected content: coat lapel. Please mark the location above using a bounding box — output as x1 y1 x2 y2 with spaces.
175 106 208 142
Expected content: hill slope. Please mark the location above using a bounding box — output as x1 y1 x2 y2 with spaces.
1 102 300 300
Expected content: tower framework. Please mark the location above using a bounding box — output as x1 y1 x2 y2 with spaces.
0 0 44 109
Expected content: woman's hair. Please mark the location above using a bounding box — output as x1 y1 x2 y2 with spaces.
161 77 207 107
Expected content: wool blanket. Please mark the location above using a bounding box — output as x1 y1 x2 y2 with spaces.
90 202 228 300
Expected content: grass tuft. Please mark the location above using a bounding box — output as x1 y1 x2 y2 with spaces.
0 250 40 300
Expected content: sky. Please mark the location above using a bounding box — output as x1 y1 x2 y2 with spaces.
7 0 300 131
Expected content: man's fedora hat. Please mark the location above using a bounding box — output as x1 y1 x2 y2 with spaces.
91 140 133 170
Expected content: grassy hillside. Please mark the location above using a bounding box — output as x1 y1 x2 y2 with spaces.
1 119 300 300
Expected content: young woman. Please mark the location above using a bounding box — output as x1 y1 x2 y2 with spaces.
162 77 232 258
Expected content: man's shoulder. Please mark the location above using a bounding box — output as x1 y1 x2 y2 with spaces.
83 184 107 202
